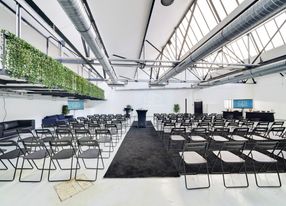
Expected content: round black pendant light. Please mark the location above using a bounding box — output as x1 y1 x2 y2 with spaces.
161 0 174 6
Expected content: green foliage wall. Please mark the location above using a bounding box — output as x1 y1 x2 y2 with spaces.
1 30 104 99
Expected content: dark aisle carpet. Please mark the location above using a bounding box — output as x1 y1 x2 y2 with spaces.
104 121 180 178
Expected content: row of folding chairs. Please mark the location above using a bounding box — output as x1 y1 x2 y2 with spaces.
180 140 285 189
160 122 285 139
0 138 104 182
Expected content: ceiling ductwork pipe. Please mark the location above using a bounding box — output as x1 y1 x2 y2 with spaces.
57 0 119 84
156 0 286 84
198 59 286 87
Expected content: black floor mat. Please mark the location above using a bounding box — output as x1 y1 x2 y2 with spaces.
104 121 180 178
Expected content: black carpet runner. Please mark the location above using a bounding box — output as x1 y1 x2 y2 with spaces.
104 121 180 178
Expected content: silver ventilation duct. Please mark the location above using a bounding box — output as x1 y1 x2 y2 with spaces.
198 59 286 87
156 0 286 84
57 0 119 84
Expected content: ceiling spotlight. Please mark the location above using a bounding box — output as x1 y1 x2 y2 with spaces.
161 0 174 6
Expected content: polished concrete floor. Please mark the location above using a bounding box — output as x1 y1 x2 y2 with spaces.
1 121 286 206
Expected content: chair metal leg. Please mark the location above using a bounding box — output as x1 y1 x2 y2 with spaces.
48 158 74 182
221 161 249 188
253 161 281 188
0 157 19 182
19 157 46 183
184 163 210 190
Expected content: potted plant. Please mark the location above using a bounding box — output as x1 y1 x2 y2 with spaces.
62 105 69 115
173 104 180 113
123 105 133 118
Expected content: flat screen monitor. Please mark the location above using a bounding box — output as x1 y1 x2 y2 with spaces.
233 99 253 109
68 100 84 110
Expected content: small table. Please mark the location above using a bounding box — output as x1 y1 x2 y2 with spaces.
136 110 148 128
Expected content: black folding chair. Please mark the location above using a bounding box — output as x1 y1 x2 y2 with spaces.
210 128 230 142
189 128 208 141
0 141 25 181
48 140 77 182
212 141 249 188
75 129 93 141
180 142 210 190
35 129 56 143
168 128 186 151
162 122 175 144
17 129 37 143
229 128 249 141
19 139 52 182
243 141 281 188
56 128 75 142
250 127 268 141
75 139 104 181
267 127 285 140
105 124 119 145
95 129 114 158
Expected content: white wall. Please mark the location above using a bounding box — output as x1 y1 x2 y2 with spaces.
0 95 65 128
91 83 193 116
252 74 286 119
193 84 254 114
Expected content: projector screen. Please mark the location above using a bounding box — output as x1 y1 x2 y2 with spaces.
233 99 253 109
68 100 84 110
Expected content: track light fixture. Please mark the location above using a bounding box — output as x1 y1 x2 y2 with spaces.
161 0 174 6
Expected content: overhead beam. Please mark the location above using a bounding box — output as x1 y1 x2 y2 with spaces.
156 0 286 84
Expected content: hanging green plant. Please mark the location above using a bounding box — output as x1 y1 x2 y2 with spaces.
1 30 104 99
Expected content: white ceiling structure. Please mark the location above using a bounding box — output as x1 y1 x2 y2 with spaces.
2 0 286 89
29 0 192 80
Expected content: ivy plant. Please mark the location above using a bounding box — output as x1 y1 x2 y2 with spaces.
1 30 104 99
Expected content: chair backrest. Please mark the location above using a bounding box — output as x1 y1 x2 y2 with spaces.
213 127 229 135
72 123 85 129
49 140 73 147
191 128 207 135
232 127 249 135
17 129 36 141
252 127 268 136
227 122 239 127
56 128 74 140
256 121 270 128
95 129 111 135
254 141 278 151
272 121 284 127
77 139 100 148
35 129 53 136
197 122 210 128
0 140 19 149
221 141 245 152
183 141 208 153
75 129 91 136
171 127 186 135
213 122 225 128
268 127 285 137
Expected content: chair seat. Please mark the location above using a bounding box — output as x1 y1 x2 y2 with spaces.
170 135 185 141
180 151 207 164
213 151 245 163
231 135 248 141
190 135 205 141
243 150 277 163
212 135 228 142
24 149 50 160
51 149 75 159
251 135 267 141
78 149 101 159
0 149 23 159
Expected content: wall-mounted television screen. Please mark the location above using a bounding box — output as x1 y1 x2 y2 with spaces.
233 99 253 109
68 100 84 110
